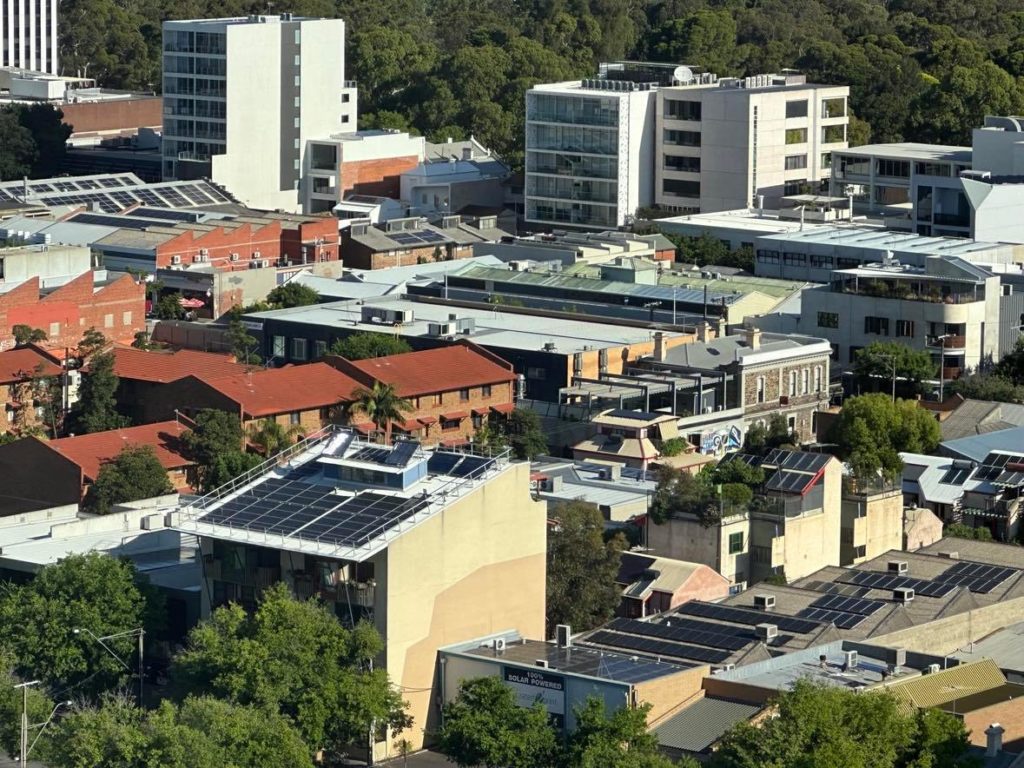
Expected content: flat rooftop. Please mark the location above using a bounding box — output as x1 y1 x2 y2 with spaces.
953 622 1024 674
757 226 1006 257
835 142 973 164
244 297 687 354
657 208 827 235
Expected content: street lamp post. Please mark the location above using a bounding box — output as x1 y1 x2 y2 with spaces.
25 701 72 764
14 680 39 768
73 627 144 704
936 333 952 402
874 353 897 402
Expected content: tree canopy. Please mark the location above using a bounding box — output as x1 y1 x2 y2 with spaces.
350 381 414 442
265 283 321 309
853 342 937 397
329 332 413 360
70 349 130 434
828 394 941 480
546 501 625 633
84 444 175 513
180 409 261 492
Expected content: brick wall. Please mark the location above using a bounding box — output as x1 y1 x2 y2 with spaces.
0 272 144 355
343 242 475 271
243 408 325 437
340 155 421 198
962 701 1024 753
393 380 515 446
741 357 831 441
61 97 163 136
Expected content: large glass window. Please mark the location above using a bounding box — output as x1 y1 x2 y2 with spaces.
785 155 808 171
823 124 847 144
664 155 701 173
821 97 846 118
876 159 910 178
817 312 839 328
786 100 808 118
662 178 700 198
664 100 702 121
785 128 807 145
663 129 701 147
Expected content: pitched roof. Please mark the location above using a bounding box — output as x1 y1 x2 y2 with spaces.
347 345 515 397
0 346 62 384
201 363 362 418
655 697 761 753
110 346 247 384
940 399 1024 441
46 420 191 481
884 659 1007 715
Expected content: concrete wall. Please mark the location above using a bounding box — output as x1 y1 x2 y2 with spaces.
1 244 91 283
379 462 547 749
841 489 904 565
874 594 1024 655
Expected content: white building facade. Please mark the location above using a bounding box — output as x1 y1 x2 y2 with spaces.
1 0 58 74
657 73 849 214
162 15 356 212
524 79 657 230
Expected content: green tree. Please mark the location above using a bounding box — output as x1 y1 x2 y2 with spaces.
649 11 737 75
828 394 941 480
709 680 973 768
505 408 548 459
245 418 305 457
853 341 937 397
12 324 47 346
226 317 261 365
351 381 414 443
566 698 691 768
76 328 108 362
84 444 175 513
0 553 156 696
438 675 560 768
266 283 321 309
995 337 1024 384
944 522 993 540
650 465 719 526
0 107 36 181
0 662 55 759
180 409 260 492
16 104 72 178
70 350 129 434
946 372 1024 403
131 330 154 350
547 501 625 632
170 584 409 755
154 293 185 321
329 332 413 360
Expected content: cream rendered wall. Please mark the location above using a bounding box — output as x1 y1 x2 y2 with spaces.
647 514 749 585
842 489 904 565
696 91 753 212
622 89 657 224
297 18 347 148
378 461 547 750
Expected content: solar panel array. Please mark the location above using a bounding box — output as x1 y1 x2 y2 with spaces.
762 450 831 473
837 570 957 598
425 452 496 478
764 469 815 494
387 230 449 246
676 601 820 635
809 594 885 615
934 561 1020 593
0 175 233 213
801 580 871 598
975 452 1024 481
201 476 430 548
796 607 866 629
939 464 973 485
586 630 732 664
606 617 750 651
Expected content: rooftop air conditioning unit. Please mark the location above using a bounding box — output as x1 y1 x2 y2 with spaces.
888 560 908 575
248 261 261 270
556 624 572 648
230 253 240 262
927 663 941 674
494 637 506 652
894 587 915 603
756 623 778 642
252 250 262 260
754 594 776 610
885 647 907 668
428 321 457 337
259 259 270 268
541 476 563 492
199 248 209 257
535 659 550 668
194 253 207 263
843 650 859 670
171 254 182 265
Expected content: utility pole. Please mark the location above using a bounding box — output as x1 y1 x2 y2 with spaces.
14 680 40 768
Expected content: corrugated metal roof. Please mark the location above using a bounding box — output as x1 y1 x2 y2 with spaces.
655 697 760 752
884 659 1006 714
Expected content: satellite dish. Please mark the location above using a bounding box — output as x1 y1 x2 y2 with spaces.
673 66 694 85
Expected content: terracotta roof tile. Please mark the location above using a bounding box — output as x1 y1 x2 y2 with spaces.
200 363 362 418
111 346 247 384
0 347 62 384
47 420 191 481
348 345 514 398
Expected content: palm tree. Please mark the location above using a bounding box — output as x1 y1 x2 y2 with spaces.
351 381 413 444
246 418 306 457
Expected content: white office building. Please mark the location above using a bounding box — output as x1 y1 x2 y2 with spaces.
1 0 58 74
657 71 849 214
524 73 658 230
162 15 356 212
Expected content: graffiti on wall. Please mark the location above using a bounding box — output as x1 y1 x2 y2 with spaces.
700 424 743 455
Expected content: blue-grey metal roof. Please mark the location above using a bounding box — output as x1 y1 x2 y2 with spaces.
941 426 1024 462
654 697 760 753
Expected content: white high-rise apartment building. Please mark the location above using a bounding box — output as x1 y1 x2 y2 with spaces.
1 0 58 74
657 72 849 213
162 14 356 212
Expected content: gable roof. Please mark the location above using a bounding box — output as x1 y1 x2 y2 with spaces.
0 346 62 384
200 363 362 418
347 345 515 397
110 346 247 384
46 420 191 481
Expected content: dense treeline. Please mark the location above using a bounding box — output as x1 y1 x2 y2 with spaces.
52 0 1024 165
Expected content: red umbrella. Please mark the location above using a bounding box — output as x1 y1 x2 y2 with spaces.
178 297 205 309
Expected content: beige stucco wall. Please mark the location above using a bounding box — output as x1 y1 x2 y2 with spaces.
648 514 747 584
874 595 1024 655
842 489 904 565
378 461 547 752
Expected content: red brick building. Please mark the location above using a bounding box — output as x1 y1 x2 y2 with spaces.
328 342 518 446
341 154 421 198
0 346 63 436
0 272 145 357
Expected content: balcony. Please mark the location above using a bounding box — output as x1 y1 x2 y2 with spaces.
926 334 966 349
941 366 963 379
832 278 984 305
933 213 970 228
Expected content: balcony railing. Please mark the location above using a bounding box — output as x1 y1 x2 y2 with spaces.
926 334 966 349
832 279 983 305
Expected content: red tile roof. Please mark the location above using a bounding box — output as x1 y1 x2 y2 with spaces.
47 420 191 481
0 347 62 384
348 345 515 398
200 363 362 418
110 346 247 384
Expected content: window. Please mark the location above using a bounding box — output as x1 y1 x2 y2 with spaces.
289 412 301 425
664 155 701 173
814 366 822 392
48 321 60 337
459 388 470 401
664 99 701 121
292 338 307 361
527 366 547 380
728 532 744 554
785 154 808 171
342 93 350 104
810 253 831 268
789 371 797 397
441 418 460 431
756 376 765 404
784 179 806 196
896 320 915 338
314 340 327 358
876 158 909 178
341 115 350 124
471 413 483 429
482 384 492 397
757 249 780 264
104 313 114 328
821 97 846 118
801 368 808 395
663 179 700 198
783 252 806 265
785 128 807 144
823 124 847 144
821 153 832 170
663 129 701 147
864 316 889 335
272 335 286 359
122 311 132 326
786 100 808 118
817 311 839 328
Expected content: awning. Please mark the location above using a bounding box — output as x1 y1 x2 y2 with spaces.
440 411 469 421
417 416 438 425
472 407 491 416
491 403 516 414
396 419 422 432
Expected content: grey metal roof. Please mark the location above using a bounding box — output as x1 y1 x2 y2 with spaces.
941 400 1024 441
655 697 760 752
658 332 829 370
941 427 1024 462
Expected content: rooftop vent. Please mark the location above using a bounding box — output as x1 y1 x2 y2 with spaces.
754 594 776 610
755 623 778 642
894 587 915 603
535 659 550 668
888 560 908 575
556 624 572 649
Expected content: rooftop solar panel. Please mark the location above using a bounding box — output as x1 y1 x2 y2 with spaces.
384 440 419 467
796 607 866 630
586 630 732 664
933 560 1019 593
763 449 830 473
427 452 464 475
676 601 822 635
838 570 956 598
810 594 885 616
605 617 750 651
450 455 495 478
939 466 973 485
800 580 872 597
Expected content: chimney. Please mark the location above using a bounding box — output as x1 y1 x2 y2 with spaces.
986 724 1005 757
745 327 762 350
697 321 713 343
462 147 472 161
556 624 572 648
653 331 667 361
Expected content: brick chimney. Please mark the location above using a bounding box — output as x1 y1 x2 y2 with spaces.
653 331 667 361
697 321 713 342
744 326 762 349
